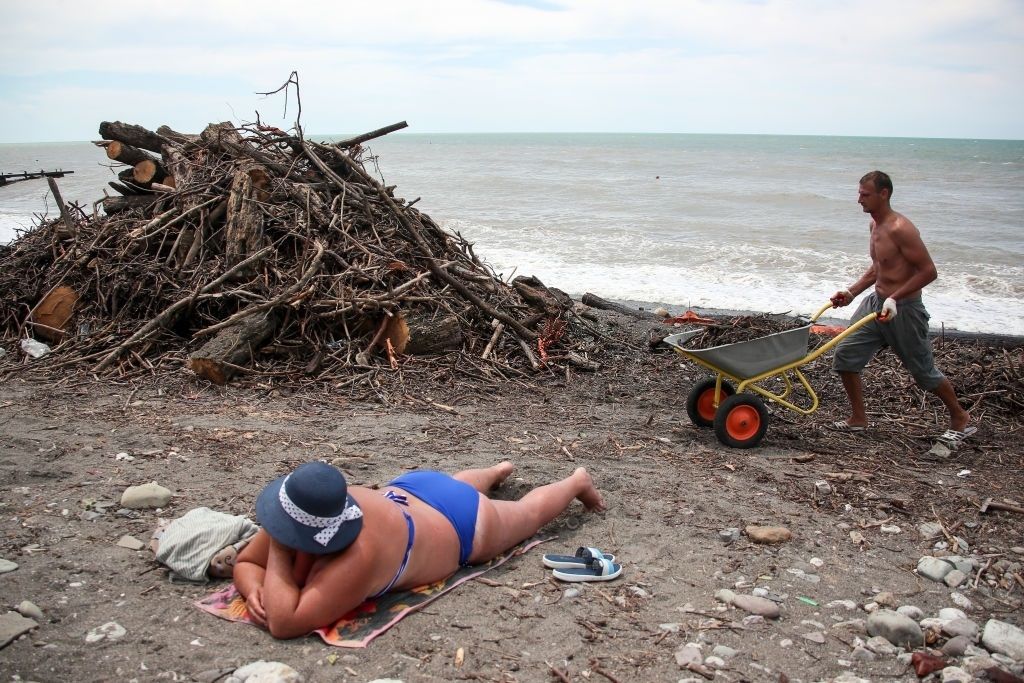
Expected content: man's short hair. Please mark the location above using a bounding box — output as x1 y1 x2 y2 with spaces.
860 170 893 196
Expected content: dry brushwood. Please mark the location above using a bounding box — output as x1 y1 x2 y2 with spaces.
0 118 601 385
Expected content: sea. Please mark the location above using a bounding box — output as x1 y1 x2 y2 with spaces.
2 134 1022 335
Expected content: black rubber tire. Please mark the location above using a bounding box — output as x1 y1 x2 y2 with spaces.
714 394 769 448
685 378 736 428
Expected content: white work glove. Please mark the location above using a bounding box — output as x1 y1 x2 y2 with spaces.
830 289 854 307
879 297 897 321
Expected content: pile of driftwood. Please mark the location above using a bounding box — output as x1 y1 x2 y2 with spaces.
0 119 599 384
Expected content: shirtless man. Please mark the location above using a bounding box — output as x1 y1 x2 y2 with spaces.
829 171 971 442
234 460 605 639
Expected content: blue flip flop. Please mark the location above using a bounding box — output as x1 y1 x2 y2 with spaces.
552 556 622 583
542 546 616 570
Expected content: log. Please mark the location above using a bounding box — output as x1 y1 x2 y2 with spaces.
108 181 139 197
334 121 408 149
513 275 572 315
156 125 199 146
105 141 158 167
385 310 463 355
199 122 244 153
98 121 165 153
117 168 151 192
581 292 661 320
223 164 269 270
133 158 169 184
101 195 158 214
189 311 280 385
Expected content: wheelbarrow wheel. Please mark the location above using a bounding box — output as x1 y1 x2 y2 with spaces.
686 378 735 428
714 394 769 448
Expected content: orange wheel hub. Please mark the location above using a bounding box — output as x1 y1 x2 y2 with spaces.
697 389 718 421
726 405 761 441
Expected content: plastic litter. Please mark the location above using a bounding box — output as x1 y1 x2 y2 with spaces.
20 338 51 358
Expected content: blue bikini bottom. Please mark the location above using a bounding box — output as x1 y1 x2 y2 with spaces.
387 471 480 565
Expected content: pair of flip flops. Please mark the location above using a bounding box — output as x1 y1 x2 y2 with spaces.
543 546 622 582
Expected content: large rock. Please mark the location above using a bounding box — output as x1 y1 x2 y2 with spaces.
942 618 979 641
867 609 924 648
981 618 1024 661
0 559 17 574
917 556 954 582
120 481 173 509
731 594 781 619
745 525 792 544
0 611 38 649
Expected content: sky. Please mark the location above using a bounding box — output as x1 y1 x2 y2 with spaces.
1 0 1022 142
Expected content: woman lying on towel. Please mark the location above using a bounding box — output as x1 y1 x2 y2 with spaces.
234 460 606 639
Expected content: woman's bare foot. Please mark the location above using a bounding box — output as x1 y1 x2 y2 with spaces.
491 461 515 488
572 467 606 512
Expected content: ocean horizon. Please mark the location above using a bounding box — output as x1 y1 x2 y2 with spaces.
3 132 1022 335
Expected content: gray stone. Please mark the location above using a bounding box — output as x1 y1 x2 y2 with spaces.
801 631 825 644
741 615 764 627
15 601 43 622
719 528 740 544
703 656 726 668
563 588 580 599
0 611 38 649
714 588 736 604
896 605 924 620
0 559 17 574
981 618 1024 661
674 644 702 667
961 654 998 676
731 594 781 619
120 481 173 509
867 610 924 649
950 592 974 609
834 619 868 634
917 556 955 582
873 591 897 608
827 599 857 611
942 635 972 657
940 666 972 683
865 635 896 655
115 535 145 551
84 621 126 643
918 522 944 539
659 623 682 633
226 661 303 683
1011 546 1024 555
851 646 875 662
944 569 968 588
942 618 979 641
814 480 833 496
829 674 871 683
940 607 968 622
711 645 737 659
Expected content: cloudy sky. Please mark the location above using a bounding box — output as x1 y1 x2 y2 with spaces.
1 0 1021 142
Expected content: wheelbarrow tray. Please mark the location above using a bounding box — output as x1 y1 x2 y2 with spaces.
663 324 812 380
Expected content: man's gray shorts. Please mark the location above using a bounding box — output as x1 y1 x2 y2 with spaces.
832 292 944 390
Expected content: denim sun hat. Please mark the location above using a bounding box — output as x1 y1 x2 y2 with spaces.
256 462 363 555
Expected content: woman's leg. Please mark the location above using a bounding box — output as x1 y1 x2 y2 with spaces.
468 467 605 563
452 461 515 493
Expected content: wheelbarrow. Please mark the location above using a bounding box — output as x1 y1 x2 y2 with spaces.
662 302 879 448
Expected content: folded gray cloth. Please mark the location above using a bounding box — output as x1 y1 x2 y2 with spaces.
154 507 258 582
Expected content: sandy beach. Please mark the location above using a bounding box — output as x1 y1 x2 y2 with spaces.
2 308 1022 683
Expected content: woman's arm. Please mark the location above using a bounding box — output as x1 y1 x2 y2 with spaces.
262 538 373 639
233 531 269 625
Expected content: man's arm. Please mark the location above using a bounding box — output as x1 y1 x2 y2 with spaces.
832 263 877 306
888 221 937 300
262 538 372 639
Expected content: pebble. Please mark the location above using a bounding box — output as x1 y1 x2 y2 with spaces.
949 592 973 609
939 608 968 621
563 588 580 599
827 600 857 611
834 619 868 634
981 618 1024 661
918 522 944 539
226 661 303 683
711 645 737 659
714 589 736 604
751 587 769 597
116 535 146 551
942 618 979 641
731 594 781 619
674 644 702 667
1011 546 1024 555
896 605 924 620
880 524 901 534
121 481 173 509
917 556 955 582
961 654 998 676
944 569 968 588
742 615 764 627
940 666 972 683
809 557 824 568
704 656 726 668
873 591 897 608
719 528 740 544
0 559 18 574
865 635 896 656
15 601 43 621
801 631 826 644
814 480 833 496
867 609 924 648
85 621 126 643
745 525 793 544
659 623 681 633
779 638 793 648
851 646 875 662
829 674 870 683
942 635 972 657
